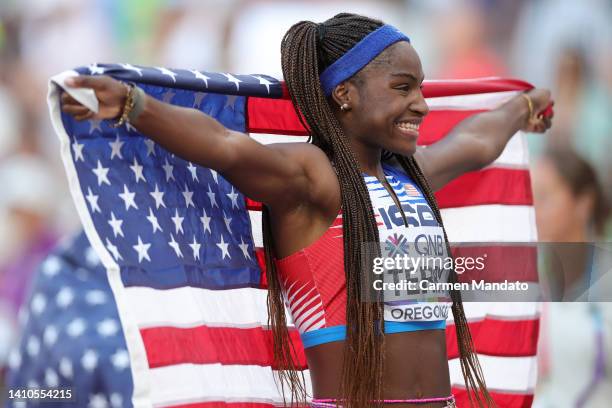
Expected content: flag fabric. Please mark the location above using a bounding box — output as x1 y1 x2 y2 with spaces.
4 231 134 408
47 64 539 408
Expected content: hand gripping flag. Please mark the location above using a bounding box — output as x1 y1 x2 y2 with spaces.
47 65 540 408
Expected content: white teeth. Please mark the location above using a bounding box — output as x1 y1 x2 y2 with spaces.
395 122 419 131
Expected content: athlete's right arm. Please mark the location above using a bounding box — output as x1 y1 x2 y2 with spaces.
61 75 320 211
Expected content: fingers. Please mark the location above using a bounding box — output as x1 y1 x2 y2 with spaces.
62 103 91 116
64 75 108 90
74 111 95 121
60 91 79 105
61 91 95 121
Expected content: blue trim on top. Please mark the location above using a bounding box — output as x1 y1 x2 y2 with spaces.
301 325 347 348
301 320 446 348
320 25 410 96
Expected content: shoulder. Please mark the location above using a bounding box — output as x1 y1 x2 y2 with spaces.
270 141 339 212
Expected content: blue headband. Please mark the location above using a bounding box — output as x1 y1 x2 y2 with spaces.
319 24 410 96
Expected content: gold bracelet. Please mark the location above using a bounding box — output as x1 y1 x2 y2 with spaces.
520 93 534 123
112 83 136 128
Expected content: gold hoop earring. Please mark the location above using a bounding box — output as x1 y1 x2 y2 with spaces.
340 103 351 112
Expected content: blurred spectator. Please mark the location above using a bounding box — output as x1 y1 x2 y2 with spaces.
0 154 63 370
429 0 508 79
532 144 612 406
226 0 403 76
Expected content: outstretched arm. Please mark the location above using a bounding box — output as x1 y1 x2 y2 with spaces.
61 75 325 211
414 89 553 191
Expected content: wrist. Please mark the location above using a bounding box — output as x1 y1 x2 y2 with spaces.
513 92 535 129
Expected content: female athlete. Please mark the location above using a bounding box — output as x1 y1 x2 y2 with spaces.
61 12 552 408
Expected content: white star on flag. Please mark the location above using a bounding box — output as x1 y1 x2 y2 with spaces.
120 63 143 76
239 237 251 259
162 158 175 182
187 162 199 181
85 290 107 305
42 256 61 277
56 287 74 308
222 73 242 91
191 69 210 87
144 139 156 156
226 187 239 209
157 67 177 82
30 293 46 315
88 394 109 408
108 212 124 238
182 185 195 208
189 236 202 260
66 318 86 338
146 208 163 233
217 235 230 259
133 236 152 262
210 169 219 183
43 325 58 346
109 136 124 159
82 349 99 372
130 157 146 183
85 188 101 213
207 184 218 208
253 75 273 94
26 336 40 357
97 319 120 337
223 212 232 232
200 208 211 234
88 63 105 75
89 119 103 134
92 160 111 186
168 234 183 258
118 184 138 211
171 209 184 234
59 357 73 379
72 141 85 161
149 184 166 209
45 368 59 388
111 349 130 371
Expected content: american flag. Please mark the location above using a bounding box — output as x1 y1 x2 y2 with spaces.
4 232 134 408
47 64 539 408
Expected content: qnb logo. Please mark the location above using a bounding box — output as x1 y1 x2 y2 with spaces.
378 202 438 229
384 233 409 257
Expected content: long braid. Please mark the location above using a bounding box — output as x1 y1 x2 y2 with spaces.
262 12 494 407
394 155 495 407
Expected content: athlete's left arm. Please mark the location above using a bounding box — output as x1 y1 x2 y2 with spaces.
415 88 552 191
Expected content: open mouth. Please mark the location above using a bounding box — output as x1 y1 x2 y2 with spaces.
394 120 420 137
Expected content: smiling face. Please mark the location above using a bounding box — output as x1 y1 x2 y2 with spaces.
331 41 429 157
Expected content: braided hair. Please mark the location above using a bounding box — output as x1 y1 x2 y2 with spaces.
262 12 495 407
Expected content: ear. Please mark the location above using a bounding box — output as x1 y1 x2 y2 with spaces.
330 81 359 108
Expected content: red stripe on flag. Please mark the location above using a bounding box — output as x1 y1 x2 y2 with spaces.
418 110 486 145
141 326 307 370
446 319 539 359
451 245 538 283
142 319 536 370
435 168 533 208
247 97 308 136
452 387 534 408
245 198 262 211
